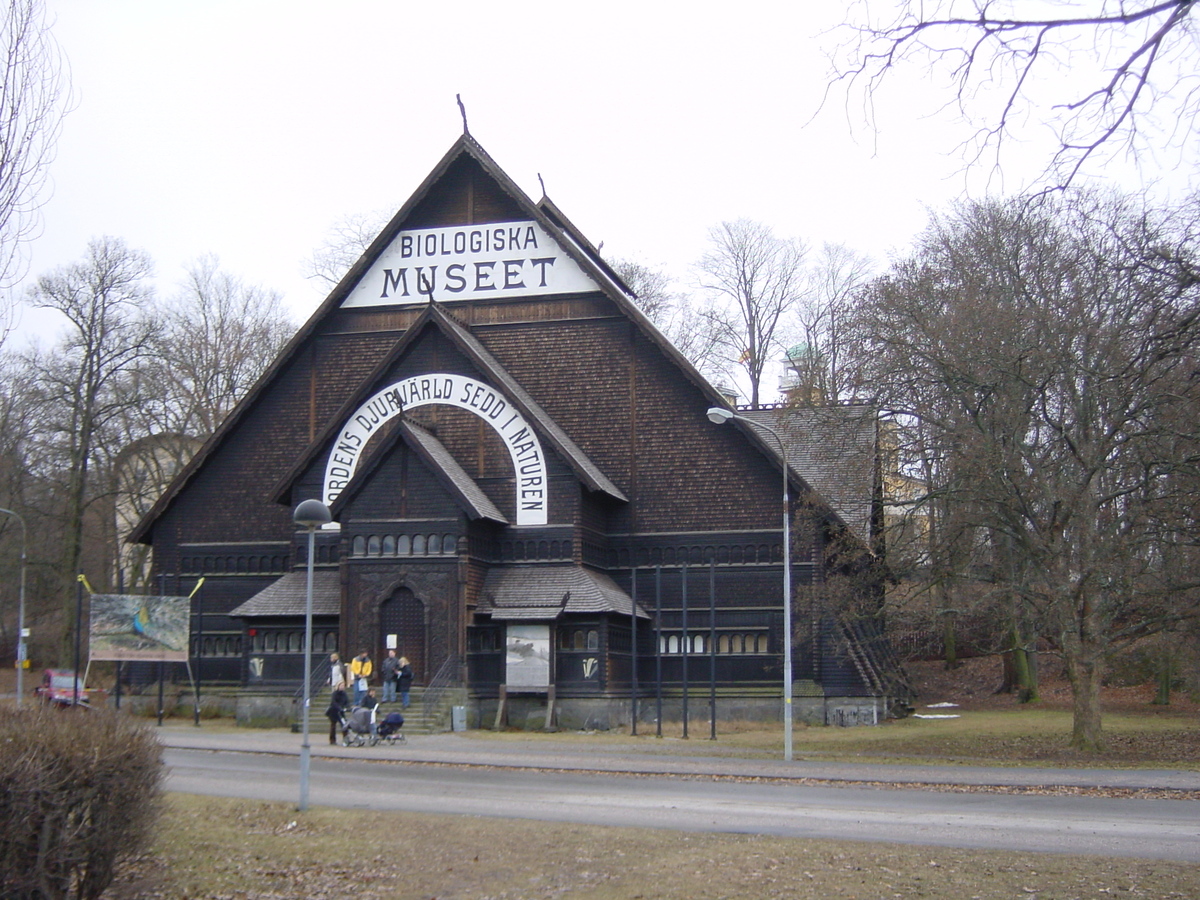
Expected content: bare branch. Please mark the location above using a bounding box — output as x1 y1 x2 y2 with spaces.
827 1 1198 189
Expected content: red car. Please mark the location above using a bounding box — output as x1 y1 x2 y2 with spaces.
35 669 90 707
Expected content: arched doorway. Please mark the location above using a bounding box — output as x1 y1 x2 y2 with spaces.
379 587 426 684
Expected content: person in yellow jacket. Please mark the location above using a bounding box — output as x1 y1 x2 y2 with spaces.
350 650 373 705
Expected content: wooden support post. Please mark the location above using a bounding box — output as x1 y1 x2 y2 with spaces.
544 685 556 731
493 684 507 730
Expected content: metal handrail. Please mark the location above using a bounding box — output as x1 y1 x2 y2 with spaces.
420 654 461 714
295 656 333 702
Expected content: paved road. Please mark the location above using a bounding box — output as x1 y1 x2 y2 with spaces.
159 730 1200 862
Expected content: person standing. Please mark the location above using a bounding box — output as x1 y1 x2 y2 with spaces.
328 653 347 695
397 656 414 709
381 649 400 704
350 650 373 705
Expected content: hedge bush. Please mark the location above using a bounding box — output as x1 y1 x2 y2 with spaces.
0 705 163 899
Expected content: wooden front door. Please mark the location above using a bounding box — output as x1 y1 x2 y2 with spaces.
379 587 426 683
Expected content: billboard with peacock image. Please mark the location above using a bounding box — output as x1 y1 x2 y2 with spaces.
89 593 190 662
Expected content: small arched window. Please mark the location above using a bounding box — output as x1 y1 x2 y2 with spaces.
352 536 366 556
368 535 381 556
413 534 427 555
398 534 411 556
587 630 599 651
442 534 456 554
382 535 396 555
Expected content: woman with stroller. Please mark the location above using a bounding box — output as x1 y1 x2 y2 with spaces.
324 687 348 745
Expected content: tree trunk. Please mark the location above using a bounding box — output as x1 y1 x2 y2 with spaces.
1065 654 1105 752
1153 654 1173 706
941 610 958 671
1013 644 1039 703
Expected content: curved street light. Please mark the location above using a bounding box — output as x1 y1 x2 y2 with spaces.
294 498 332 812
706 408 794 761
0 507 27 707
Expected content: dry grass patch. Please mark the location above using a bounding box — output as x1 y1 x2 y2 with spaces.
107 794 1200 899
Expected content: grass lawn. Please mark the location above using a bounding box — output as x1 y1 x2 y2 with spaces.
455 705 1200 770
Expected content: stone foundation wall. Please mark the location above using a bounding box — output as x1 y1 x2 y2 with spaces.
469 693 891 732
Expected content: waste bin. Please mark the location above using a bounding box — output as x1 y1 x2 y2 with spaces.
451 705 466 732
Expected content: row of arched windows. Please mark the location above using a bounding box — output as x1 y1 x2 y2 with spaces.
502 539 572 561
351 533 458 558
180 555 288 575
613 544 782 568
249 631 339 654
558 629 600 652
658 633 769 654
192 636 242 657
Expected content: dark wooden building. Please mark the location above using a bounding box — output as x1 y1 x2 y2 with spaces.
131 134 907 728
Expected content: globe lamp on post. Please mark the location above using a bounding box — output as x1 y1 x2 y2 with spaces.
294 498 331 811
706 407 794 761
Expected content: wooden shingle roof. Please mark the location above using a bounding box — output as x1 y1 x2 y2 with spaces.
478 566 649 621
228 570 341 618
742 405 879 543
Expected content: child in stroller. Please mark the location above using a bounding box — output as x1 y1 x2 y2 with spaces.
376 710 405 744
340 705 378 747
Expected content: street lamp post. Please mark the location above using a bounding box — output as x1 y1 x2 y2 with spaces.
0 508 27 707
294 499 331 812
706 407 794 761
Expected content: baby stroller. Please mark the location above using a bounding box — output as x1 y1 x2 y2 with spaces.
340 705 378 747
376 710 406 745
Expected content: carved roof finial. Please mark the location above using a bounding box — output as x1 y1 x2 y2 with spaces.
456 94 469 135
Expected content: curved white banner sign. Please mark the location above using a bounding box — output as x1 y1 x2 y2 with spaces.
323 373 547 525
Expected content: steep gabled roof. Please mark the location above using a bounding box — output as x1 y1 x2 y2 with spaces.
272 302 627 505
130 133 856 547
327 418 508 524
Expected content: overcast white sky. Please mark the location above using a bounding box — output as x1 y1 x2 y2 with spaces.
11 1 1196 348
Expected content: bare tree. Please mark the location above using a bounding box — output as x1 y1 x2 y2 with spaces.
0 0 68 340
27 237 156 645
696 219 807 408
144 255 293 439
610 257 677 323
853 191 1200 750
786 243 874 405
304 208 393 288
105 257 292 590
828 1 1198 187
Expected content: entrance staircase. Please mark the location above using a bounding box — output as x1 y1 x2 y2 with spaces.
377 687 443 734
295 655 464 735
